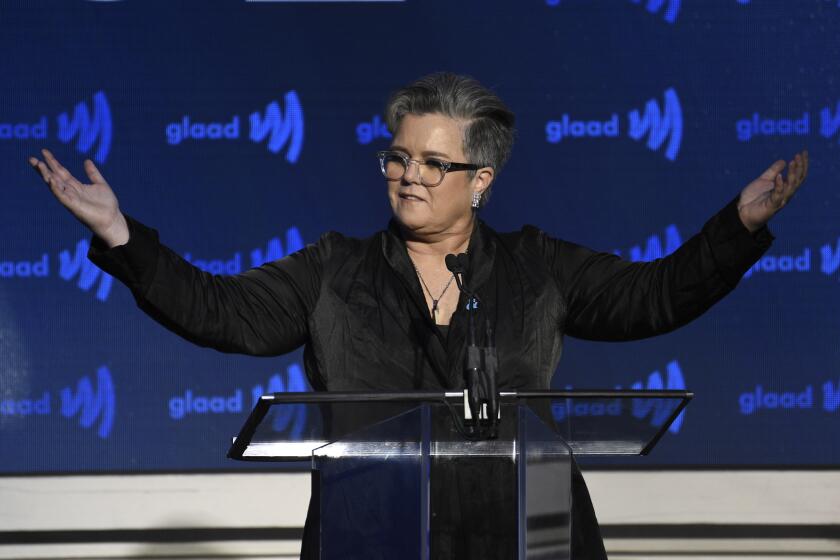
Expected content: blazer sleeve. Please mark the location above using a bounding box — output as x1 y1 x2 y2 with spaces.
540 195 774 341
87 214 326 356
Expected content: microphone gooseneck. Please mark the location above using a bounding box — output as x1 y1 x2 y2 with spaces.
445 252 499 439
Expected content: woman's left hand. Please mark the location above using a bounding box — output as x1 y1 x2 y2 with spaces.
737 149 809 233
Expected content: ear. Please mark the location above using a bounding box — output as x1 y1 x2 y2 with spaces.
472 166 495 198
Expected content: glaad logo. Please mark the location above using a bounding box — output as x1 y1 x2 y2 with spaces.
165 91 304 163
59 239 114 301
736 100 840 144
737 379 840 415
60 366 116 439
552 359 687 434
0 366 116 439
546 88 682 161
356 115 392 145
0 254 48 278
627 0 681 23
738 384 813 415
0 239 114 302
743 236 840 280
57 91 113 164
0 91 112 163
743 247 810 279
168 363 309 438
250 228 304 266
251 363 308 438
251 93 304 162
614 224 682 261
821 238 840 277
628 88 683 161
824 380 840 412
629 360 686 434
183 227 304 274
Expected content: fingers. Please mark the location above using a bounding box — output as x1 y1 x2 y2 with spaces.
769 170 786 207
30 158 60 192
28 152 77 204
797 150 809 193
786 157 797 189
28 156 51 183
792 155 803 186
760 159 786 180
803 149 809 179
41 148 74 182
38 161 70 201
84 159 106 184
772 149 809 209
786 150 807 191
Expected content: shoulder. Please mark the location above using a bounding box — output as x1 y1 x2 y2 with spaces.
305 228 382 268
485 222 595 273
484 222 555 253
309 229 375 252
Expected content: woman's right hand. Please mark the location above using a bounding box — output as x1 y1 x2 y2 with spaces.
29 148 129 248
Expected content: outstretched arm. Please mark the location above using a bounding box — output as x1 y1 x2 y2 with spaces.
29 149 322 356
543 150 808 341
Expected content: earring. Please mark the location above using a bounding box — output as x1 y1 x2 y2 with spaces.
471 192 481 209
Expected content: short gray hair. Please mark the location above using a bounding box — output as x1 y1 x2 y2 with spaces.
384 72 516 207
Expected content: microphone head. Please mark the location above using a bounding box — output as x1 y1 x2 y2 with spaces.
445 253 462 274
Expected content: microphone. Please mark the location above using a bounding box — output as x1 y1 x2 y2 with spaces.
445 253 467 295
446 253 481 426
444 253 462 273
445 253 498 438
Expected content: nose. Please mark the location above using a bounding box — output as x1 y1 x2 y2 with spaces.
402 159 422 184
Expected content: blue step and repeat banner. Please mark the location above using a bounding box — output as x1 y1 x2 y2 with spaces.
1 0 838 473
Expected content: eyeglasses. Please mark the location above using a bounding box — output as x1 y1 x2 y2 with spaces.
376 150 482 187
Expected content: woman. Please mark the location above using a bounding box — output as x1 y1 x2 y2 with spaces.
29 72 808 559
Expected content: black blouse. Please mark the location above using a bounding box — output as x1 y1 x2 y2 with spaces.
437 324 450 340
88 194 773 559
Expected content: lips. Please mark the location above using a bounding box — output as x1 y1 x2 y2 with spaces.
399 193 425 202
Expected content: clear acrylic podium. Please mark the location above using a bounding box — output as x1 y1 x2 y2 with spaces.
228 390 691 559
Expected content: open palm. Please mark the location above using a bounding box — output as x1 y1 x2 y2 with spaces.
738 149 809 233
29 149 129 247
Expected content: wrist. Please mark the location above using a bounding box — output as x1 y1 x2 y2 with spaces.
97 212 130 248
737 205 763 234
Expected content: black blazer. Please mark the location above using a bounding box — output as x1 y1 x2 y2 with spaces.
89 195 773 559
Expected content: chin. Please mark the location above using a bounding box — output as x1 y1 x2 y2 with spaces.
393 205 432 232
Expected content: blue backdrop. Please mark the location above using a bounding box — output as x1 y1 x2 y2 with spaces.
1 0 838 473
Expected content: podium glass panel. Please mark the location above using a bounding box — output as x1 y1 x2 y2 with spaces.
518 405 572 559
517 392 687 455
315 406 430 559
307 402 574 559
228 390 691 559
229 391 690 461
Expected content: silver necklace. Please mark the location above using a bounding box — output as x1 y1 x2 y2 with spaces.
412 264 455 321
408 255 455 324
407 244 468 321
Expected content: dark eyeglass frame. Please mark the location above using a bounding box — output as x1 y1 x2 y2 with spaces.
375 150 482 187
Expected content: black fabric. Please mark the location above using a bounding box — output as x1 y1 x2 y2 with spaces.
88 195 773 559
437 323 450 341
